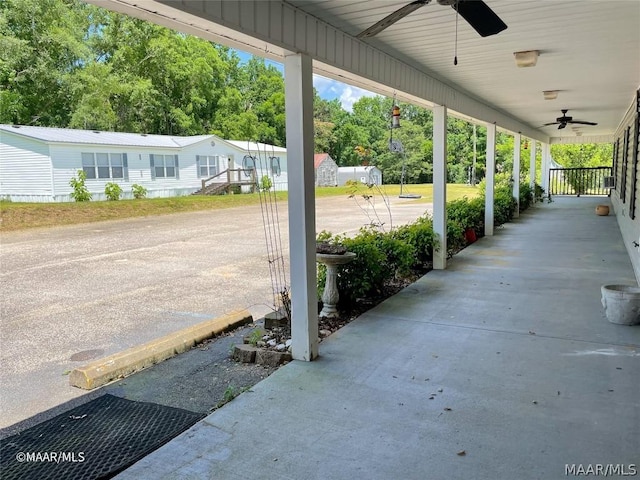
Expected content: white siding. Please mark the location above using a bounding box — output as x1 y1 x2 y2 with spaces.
1 127 289 201
337 166 382 186
0 130 53 199
610 94 640 283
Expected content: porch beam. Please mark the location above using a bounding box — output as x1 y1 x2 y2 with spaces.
284 53 317 361
433 105 447 270
485 123 496 236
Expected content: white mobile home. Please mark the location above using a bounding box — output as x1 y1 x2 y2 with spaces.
0 125 288 202
337 166 383 186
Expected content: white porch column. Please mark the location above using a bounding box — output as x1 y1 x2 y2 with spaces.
433 105 447 270
485 123 496 236
513 133 521 218
529 140 537 190
284 53 317 361
541 142 551 196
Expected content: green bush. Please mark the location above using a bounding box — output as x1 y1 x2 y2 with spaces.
260 175 273 191
447 196 485 236
392 215 437 267
519 183 533 211
69 170 92 202
104 182 123 201
132 184 148 199
493 186 517 226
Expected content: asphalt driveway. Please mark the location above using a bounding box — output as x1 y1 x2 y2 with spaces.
0 194 430 428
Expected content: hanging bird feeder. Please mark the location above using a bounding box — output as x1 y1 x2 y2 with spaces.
391 105 401 129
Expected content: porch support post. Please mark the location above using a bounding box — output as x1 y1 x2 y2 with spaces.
485 123 496 236
284 52 317 361
541 142 551 196
513 133 521 218
433 105 447 269
529 141 537 190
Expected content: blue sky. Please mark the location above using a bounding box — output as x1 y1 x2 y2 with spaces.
235 50 379 112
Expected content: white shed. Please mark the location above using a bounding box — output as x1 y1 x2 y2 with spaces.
337 166 383 186
0 125 288 202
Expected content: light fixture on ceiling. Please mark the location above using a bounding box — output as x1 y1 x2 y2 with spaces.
513 50 539 68
543 90 559 100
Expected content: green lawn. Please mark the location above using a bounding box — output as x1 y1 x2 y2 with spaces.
316 183 480 203
0 184 479 232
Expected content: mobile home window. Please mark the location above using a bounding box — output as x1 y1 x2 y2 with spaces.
151 154 179 179
197 155 219 178
82 152 127 180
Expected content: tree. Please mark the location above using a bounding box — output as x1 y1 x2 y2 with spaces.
0 0 90 125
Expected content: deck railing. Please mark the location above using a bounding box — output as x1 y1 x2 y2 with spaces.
548 166 613 197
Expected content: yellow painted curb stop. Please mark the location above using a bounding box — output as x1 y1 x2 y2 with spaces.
69 309 253 390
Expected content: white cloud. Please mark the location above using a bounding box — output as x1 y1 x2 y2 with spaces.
313 74 379 111
339 85 379 112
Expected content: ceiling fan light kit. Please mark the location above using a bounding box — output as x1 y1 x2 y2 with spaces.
543 90 559 100
513 50 539 68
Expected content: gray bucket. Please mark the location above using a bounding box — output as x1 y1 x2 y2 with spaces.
601 284 640 325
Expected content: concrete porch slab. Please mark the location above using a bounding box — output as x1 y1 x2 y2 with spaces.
116 197 639 480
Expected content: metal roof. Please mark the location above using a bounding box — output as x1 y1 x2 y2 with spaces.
0 124 214 148
226 140 287 154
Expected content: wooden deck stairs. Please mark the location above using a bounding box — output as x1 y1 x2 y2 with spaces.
193 169 257 195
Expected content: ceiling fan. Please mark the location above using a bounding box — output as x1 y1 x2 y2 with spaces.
356 0 508 39
542 110 598 130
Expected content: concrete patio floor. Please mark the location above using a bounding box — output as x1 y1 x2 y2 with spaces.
117 197 639 480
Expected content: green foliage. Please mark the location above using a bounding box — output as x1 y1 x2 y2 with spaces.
493 187 517 227
260 175 273 191
246 329 264 346
131 184 148 199
447 197 484 235
446 220 465 257
217 385 249 408
392 215 437 266
550 143 613 168
104 182 122 201
69 170 92 202
519 183 533 211
317 229 388 304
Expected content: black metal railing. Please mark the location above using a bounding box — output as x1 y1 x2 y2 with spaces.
548 167 613 197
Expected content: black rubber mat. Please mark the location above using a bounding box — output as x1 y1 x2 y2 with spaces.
0 394 205 480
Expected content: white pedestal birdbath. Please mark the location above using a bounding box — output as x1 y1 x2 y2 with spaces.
316 252 356 318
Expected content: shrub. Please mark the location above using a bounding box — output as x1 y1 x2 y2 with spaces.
69 170 92 202
132 184 148 199
104 182 123 201
260 175 273 191
519 183 533 211
317 229 388 305
493 186 517 226
393 215 437 267
447 196 485 236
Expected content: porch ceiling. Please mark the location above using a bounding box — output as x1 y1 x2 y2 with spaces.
290 0 639 140
91 0 639 142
